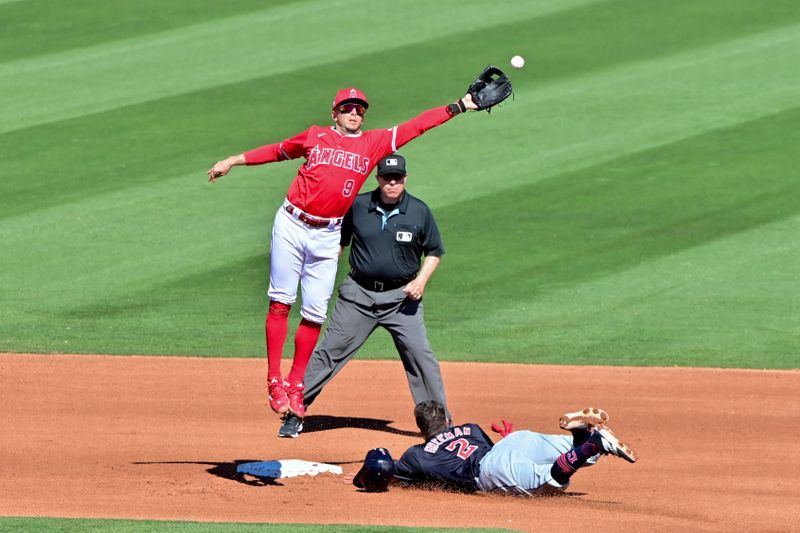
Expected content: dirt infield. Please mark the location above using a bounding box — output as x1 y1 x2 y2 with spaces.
1 353 797 532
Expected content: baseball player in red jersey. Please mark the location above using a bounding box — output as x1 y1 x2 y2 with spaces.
207 87 479 424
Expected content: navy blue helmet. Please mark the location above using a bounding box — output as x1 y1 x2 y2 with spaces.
353 448 395 492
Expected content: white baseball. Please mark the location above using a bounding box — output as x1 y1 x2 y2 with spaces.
511 55 525 69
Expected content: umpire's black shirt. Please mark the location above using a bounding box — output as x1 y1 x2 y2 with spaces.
341 188 445 286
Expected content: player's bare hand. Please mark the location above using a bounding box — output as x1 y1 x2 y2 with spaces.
208 154 246 182
207 159 232 182
461 93 478 110
404 280 425 300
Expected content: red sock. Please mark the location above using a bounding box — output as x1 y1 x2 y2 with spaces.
287 318 322 385
266 301 291 380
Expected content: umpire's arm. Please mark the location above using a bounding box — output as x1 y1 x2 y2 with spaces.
403 256 440 301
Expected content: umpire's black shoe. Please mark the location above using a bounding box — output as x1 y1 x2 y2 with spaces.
278 413 304 438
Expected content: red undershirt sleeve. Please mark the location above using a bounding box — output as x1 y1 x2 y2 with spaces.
392 106 454 151
244 128 310 165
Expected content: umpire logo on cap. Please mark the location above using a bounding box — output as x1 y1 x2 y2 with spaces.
377 153 407 176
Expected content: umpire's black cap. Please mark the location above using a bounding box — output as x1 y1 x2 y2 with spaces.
376 153 406 177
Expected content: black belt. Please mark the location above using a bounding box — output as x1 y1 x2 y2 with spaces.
350 271 411 292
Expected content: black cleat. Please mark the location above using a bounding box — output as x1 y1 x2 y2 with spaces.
278 413 304 438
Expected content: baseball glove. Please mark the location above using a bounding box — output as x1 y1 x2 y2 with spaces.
467 65 513 112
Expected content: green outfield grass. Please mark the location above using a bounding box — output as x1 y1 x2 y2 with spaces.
0 517 514 533
2 0 799 369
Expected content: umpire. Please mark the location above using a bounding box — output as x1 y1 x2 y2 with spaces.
279 153 450 437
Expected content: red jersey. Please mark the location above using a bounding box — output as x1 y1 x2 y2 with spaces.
243 106 454 218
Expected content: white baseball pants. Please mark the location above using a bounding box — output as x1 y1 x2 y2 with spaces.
268 204 341 324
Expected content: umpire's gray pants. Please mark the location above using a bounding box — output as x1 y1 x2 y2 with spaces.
303 275 450 419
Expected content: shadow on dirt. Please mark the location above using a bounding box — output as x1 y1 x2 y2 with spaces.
302 414 419 437
133 460 285 486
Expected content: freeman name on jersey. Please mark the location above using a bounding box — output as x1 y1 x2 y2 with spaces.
423 426 473 453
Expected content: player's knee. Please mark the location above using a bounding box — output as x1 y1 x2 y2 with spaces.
300 306 328 324
269 300 292 317
299 317 323 329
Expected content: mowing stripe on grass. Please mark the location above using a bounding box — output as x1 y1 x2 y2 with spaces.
0 0 300 62
408 20 800 207
3 15 799 219
427 106 800 365
0 0 602 134
3 23 799 356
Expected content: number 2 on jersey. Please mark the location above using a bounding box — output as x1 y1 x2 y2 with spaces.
445 438 478 460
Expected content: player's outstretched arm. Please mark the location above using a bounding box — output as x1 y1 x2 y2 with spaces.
392 91 481 151
207 153 246 182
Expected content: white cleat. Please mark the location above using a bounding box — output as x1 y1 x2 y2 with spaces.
593 426 637 463
559 407 609 430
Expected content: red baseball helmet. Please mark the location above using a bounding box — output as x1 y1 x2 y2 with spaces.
332 87 369 110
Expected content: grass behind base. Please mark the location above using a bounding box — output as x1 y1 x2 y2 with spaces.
2 0 799 368
0 517 515 533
